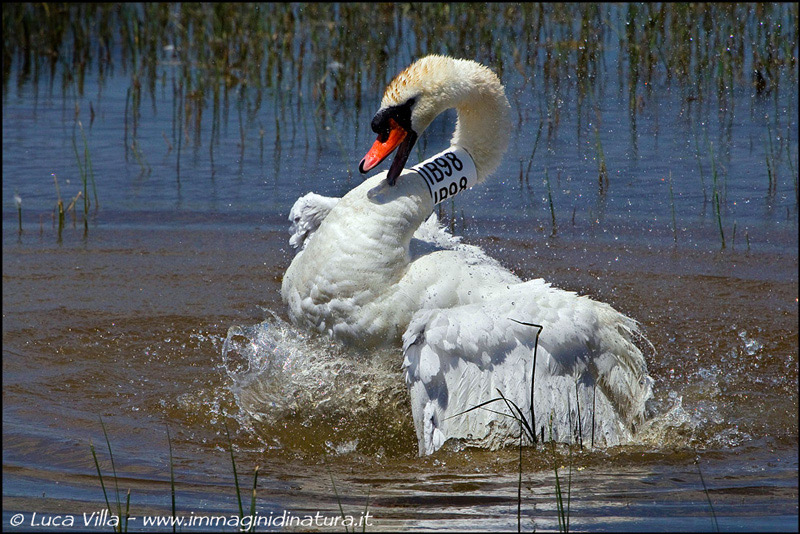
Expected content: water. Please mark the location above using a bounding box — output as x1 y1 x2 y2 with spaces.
3 4 798 531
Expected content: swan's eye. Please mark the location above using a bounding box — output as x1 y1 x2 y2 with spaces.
371 97 418 138
372 116 402 145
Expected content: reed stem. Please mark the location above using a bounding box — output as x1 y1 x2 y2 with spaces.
668 171 677 245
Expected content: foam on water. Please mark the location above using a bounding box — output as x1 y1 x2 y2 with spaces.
221 310 416 455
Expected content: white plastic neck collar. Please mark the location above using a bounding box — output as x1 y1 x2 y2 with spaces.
411 146 478 205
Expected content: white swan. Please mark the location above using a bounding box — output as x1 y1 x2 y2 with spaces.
281 55 653 456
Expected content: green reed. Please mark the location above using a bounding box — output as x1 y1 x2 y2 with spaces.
52 173 65 242
325 457 350 534
709 141 726 249
3 3 797 253
224 422 261 533
224 422 245 522
695 457 720 533
65 191 83 229
71 120 97 234
545 168 557 237
6 3 794 143
450 320 582 532
14 192 22 233
166 426 176 533
574 383 584 450
90 417 131 533
249 466 260 533
668 171 678 245
549 417 573 534
766 121 782 197
593 121 608 194
88 422 268 532
523 118 544 186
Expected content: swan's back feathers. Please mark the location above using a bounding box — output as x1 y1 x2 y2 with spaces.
402 280 653 455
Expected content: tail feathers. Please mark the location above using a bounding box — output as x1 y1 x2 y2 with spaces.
589 307 654 428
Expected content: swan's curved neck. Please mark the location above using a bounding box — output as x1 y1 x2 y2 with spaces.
448 62 511 183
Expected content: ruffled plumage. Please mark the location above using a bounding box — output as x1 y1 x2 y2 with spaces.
281 56 653 455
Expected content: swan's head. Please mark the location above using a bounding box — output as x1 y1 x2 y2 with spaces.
359 55 489 186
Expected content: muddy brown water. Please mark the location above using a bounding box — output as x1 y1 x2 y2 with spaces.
3 218 797 531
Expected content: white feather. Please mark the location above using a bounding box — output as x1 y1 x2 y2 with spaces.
288 192 339 250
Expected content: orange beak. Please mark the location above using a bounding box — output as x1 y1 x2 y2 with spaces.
359 118 408 174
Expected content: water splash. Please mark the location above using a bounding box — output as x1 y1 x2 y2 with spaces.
220 313 765 456
738 329 764 356
221 311 415 456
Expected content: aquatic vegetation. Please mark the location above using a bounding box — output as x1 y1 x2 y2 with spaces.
669 171 678 245
709 141 726 249
696 458 720 533
91 422 264 532
14 191 22 233
4 3 795 144
545 168 558 237
593 121 608 195
3 3 797 248
166 426 177 532
89 418 131 533
325 458 350 534
449 319 586 532
224 422 260 533
551 424 573 534
71 120 96 234
51 173 65 242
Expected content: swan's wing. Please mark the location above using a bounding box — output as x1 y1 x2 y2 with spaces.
402 303 533 455
402 280 653 456
288 193 340 250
